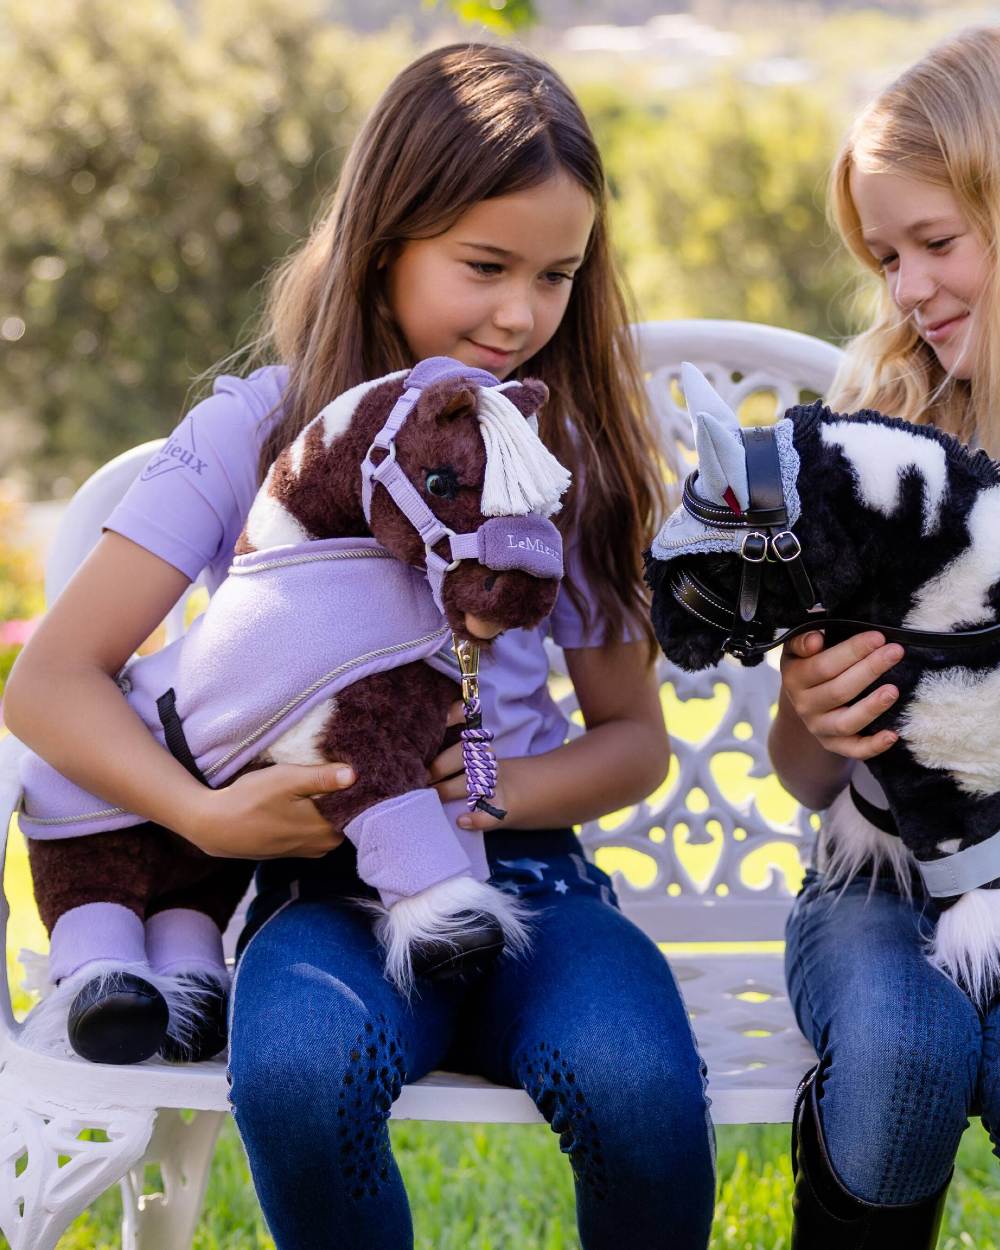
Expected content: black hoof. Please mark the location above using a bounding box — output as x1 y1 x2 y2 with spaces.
68 972 169 1065
412 914 505 983
159 975 229 1063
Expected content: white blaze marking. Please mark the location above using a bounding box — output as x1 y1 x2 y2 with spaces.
905 485 1000 630
820 421 947 535
243 465 310 550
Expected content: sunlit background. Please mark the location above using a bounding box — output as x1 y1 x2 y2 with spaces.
2 4 999 1247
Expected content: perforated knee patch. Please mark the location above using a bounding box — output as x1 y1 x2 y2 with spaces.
517 1040 608 1200
336 1013 407 1201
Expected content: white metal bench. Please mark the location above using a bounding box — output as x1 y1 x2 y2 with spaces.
0 319 843 1250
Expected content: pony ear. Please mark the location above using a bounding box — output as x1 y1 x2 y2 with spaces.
681 363 749 512
500 380 549 420
434 386 477 423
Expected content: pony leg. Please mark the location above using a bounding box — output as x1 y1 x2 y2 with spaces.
144 844 256 1063
344 788 530 995
24 832 172 1062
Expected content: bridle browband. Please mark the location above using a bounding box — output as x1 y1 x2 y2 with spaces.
671 424 1000 661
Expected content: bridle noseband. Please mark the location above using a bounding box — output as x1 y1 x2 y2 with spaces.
671 424 1000 660
671 426 825 660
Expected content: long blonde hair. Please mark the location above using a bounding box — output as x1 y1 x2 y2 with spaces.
251 42 665 651
828 26 1000 454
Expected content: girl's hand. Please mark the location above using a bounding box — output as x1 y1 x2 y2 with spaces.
780 630 902 760
183 762 355 859
429 700 516 831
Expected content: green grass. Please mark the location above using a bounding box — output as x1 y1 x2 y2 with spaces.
11 1117 998 1249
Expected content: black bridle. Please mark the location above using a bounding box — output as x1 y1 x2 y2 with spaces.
670 424 1000 661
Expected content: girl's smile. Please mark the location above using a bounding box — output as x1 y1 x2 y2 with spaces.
850 168 987 380
386 173 595 380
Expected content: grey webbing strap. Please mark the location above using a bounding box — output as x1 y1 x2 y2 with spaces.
849 764 1000 897
918 830 1000 897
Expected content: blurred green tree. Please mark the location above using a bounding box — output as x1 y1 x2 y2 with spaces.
0 0 406 488
583 77 859 343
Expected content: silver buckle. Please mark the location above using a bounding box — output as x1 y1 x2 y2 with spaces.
772 530 802 562
740 531 768 562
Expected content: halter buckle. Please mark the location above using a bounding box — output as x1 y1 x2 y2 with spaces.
741 532 768 563
771 530 802 562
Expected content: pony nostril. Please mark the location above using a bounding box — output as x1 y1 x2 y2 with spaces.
484 575 497 592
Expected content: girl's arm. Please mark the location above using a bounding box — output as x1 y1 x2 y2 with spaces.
431 639 670 830
4 531 351 859
768 629 902 810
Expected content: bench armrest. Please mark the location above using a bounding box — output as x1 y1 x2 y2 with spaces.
0 734 28 1037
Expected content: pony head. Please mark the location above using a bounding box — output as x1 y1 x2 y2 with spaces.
646 363 812 670
241 357 571 644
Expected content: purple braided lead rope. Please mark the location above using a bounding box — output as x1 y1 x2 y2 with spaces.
462 696 507 820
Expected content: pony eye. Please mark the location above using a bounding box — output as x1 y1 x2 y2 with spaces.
425 468 458 499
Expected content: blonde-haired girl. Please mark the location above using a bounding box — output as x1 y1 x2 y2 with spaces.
772 26 1000 1248
6 43 715 1248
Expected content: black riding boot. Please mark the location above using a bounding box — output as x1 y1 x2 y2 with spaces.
791 1066 950 1249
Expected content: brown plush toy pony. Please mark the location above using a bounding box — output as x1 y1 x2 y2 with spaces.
19 356 570 1065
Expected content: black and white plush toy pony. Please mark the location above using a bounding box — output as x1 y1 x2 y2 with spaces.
647 363 1000 1005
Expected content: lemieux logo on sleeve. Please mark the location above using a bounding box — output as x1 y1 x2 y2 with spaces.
140 417 209 480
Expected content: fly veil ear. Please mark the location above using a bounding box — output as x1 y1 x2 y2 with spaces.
682 363 749 515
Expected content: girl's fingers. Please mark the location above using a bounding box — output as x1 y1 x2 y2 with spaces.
818 729 898 761
432 774 468 803
792 643 903 718
456 805 505 832
785 631 886 687
428 741 464 782
445 700 466 729
816 644 903 715
813 683 899 739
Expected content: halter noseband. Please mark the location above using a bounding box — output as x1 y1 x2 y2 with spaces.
671 424 1000 660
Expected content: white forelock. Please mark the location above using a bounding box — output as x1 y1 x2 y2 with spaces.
476 387 572 518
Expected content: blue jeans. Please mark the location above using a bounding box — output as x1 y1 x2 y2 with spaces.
228 830 715 1249
786 868 1000 1204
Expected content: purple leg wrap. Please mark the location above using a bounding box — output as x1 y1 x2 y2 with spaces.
344 788 481 908
49 903 146 983
146 908 226 976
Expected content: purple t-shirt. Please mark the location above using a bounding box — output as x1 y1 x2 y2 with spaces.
105 366 609 776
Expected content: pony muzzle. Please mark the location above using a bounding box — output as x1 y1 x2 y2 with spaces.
449 515 563 580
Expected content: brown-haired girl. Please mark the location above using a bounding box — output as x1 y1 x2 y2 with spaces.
772 27 1000 1248
5 43 715 1247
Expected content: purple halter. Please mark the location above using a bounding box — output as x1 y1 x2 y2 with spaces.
360 356 564 612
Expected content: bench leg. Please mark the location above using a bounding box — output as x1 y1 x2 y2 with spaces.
120 1108 225 1250
0 1088 155 1250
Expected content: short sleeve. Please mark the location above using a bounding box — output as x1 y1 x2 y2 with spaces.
548 531 641 649
104 367 288 583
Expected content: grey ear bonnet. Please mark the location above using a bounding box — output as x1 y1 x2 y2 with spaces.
651 418 801 561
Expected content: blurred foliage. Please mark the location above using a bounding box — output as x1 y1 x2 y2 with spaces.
0 0 410 489
439 0 538 32
0 495 43 625
1 0 866 491
0 493 42 704
583 77 856 340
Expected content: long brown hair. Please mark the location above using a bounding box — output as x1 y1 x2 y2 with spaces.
250 42 666 651
828 26 1000 454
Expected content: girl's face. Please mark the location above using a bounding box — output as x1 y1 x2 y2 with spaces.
385 172 595 380
850 167 988 380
